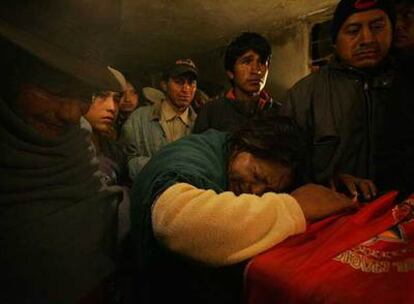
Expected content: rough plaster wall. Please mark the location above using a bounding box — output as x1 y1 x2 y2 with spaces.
118 0 339 73
191 4 337 99
193 46 229 94
1 0 338 95
2 0 339 82
267 22 311 100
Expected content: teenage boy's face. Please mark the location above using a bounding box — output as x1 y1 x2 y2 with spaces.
226 50 269 96
85 91 121 133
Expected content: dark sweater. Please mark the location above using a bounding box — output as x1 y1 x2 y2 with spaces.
0 98 122 304
193 95 275 134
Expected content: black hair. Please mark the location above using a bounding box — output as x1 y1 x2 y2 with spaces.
228 112 307 189
224 32 272 73
394 0 414 5
0 37 24 103
122 72 142 92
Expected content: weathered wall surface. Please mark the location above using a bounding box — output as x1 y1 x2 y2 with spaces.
267 22 311 100
191 4 336 99
119 0 339 72
108 0 339 94
2 0 339 89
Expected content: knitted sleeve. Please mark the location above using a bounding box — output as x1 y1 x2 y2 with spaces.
152 182 306 266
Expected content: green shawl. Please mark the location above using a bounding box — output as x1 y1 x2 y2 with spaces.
130 130 253 304
130 129 229 266
0 98 121 303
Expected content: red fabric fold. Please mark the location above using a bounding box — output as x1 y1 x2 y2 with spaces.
245 191 414 304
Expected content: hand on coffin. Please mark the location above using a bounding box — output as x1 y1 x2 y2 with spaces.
291 183 358 222
332 173 377 202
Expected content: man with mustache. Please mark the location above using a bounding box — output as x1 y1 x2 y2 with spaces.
193 32 275 133
121 59 198 179
281 0 396 199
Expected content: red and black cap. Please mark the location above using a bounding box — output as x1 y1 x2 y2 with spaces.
332 0 396 43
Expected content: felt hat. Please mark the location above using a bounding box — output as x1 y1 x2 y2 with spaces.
0 1 123 93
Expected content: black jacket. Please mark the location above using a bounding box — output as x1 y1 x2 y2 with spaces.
193 95 276 134
384 54 414 196
280 59 395 187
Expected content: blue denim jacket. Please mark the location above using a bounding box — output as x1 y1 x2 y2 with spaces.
120 101 196 179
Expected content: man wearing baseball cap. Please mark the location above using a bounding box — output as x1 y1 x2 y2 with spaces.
121 59 198 179
281 0 397 199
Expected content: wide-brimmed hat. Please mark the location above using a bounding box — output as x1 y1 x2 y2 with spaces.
0 2 123 93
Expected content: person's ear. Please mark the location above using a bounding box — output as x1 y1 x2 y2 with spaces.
226 70 234 80
160 80 168 93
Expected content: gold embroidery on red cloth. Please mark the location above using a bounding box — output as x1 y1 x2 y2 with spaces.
334 247 414 273
334 251 390 273
353 244 413 259
392 259 414 272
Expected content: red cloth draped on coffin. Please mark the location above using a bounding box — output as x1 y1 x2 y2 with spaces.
244 191 414 304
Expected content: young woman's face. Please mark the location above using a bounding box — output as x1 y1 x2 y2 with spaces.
119 82 139 113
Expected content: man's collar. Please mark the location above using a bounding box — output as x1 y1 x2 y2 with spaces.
162 99 177 121
162 99 191 124
225 88 273 110
151 99 195 125
330 55 395 77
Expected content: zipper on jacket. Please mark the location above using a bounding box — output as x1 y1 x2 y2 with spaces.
362 80 374 179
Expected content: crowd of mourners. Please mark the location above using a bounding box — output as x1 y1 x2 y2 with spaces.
1 0 414 303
